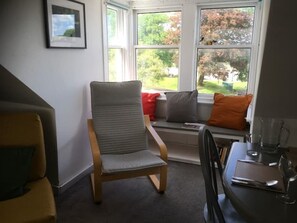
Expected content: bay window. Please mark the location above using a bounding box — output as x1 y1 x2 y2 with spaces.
103 1 262 100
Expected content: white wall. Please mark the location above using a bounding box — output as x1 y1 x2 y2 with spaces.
0 0 104 187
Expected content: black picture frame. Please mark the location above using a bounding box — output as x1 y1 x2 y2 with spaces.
44 0 87 49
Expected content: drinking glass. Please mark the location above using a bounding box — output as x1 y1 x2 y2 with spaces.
277 155 297 204
246 133 261 158
260 118 290 154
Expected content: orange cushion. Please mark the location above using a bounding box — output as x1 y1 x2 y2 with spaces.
207 93 253 130
141 93 160 121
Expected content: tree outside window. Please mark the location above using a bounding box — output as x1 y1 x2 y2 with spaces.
136 11 181 91
197 7 255 95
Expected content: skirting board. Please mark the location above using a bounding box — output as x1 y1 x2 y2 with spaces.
52 164 93 195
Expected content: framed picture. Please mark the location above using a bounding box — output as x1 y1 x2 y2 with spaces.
44 0 87 48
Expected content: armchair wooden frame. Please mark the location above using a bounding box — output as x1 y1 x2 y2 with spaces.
87 115 168 203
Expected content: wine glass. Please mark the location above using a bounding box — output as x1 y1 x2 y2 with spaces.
277 155 297 204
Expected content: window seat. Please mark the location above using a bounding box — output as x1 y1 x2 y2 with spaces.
149 117 248 165
147 98 249 164
151 118 248 142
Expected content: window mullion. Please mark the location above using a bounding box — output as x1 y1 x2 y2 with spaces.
135 45 179 49
197 45 253 50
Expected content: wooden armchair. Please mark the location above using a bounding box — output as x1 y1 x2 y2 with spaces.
88 81 167 203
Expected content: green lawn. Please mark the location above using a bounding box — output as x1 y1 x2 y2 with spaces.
198 80 247 95
143 77 247 95
143 77 178 91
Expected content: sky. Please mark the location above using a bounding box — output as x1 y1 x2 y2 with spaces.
52 14 75 37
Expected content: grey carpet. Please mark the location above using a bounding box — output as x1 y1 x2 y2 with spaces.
56 161 212 223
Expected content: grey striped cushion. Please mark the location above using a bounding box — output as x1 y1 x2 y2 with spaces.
90 81 147 155
101 150 166 173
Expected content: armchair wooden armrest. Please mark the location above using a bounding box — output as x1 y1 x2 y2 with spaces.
144 115 168 162
87 119 102 202
87 119 102 169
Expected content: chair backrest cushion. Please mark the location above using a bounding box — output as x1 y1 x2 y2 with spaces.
90 81 147 154
0 113 46 181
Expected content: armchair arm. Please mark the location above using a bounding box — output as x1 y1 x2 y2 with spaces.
144 115 168 162
87 119 102 171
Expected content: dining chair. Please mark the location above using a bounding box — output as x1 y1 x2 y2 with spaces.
88 80 168 203
198 125 246 223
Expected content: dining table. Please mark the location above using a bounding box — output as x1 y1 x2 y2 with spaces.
223 142 297 223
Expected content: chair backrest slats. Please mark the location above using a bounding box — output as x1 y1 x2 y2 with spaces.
199 126 225 223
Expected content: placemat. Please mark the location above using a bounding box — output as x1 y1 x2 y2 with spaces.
233 160 285 193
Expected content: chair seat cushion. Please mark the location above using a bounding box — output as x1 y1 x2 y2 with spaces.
101 150 166 174
0 177 56 223
203 194 246 223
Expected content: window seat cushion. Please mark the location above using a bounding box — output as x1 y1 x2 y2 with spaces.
207 93 253 130
164 90 198 123
141 92 160 121
151 118 248 138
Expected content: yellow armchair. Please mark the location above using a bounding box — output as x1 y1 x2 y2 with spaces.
0 113 56 222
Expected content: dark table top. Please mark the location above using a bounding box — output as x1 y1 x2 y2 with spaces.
223 142 297 223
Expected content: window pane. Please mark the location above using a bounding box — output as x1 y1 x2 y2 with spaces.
138 12 181 45
107 8 117 45
197 48 251 95
109 49 123 81
199 7 255 45
136 49 179 91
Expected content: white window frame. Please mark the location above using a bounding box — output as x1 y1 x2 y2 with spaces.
132 8 182 90
102 1 130 81
193 2 262 103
